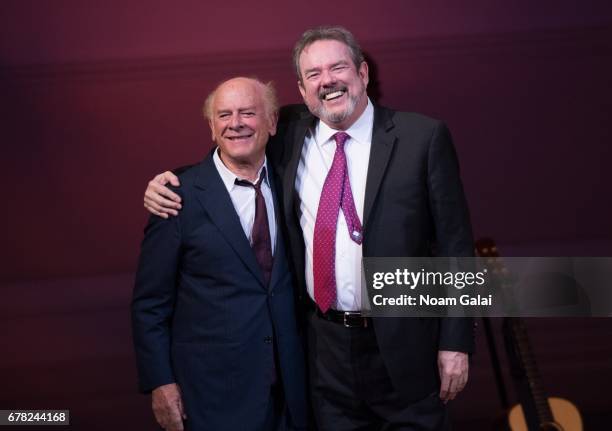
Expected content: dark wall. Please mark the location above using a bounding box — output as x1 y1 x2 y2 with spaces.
2 0 612 66
2 2 611 281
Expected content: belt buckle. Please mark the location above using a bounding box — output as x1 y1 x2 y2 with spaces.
343 311 364 328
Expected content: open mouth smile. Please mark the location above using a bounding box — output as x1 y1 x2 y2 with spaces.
226 134 254 141
320 88 347 102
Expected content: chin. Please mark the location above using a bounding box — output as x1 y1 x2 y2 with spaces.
325 107 351 124
226 141 254 153
231 150 255 161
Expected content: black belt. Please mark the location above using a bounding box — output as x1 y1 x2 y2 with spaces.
316 307 372 328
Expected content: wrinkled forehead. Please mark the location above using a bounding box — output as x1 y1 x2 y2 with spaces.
214 80 263 110
299 40 353 71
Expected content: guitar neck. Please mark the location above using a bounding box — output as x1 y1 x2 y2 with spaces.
509 317 554 424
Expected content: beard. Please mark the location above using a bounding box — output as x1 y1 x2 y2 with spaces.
308 84 364 125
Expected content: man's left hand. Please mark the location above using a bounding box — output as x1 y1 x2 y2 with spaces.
437 350 469 403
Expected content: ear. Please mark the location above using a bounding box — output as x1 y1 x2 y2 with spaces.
208 119 216 142
358 61 369 88
298 79 306 100
268 111 279 137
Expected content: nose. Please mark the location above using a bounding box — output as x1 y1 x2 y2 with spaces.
228 113 242 129
320 69 337 86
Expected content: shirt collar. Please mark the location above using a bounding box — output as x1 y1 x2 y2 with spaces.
315 97 374 147
213 148 269 193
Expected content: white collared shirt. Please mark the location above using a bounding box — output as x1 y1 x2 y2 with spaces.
296 99 374 311
213 149 276 254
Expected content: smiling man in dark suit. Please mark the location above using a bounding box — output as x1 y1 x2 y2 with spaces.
132 77 307 431
143 27 474 431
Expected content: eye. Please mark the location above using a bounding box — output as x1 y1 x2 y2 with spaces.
306 72 319 80
333 65 347 72
218 113 230 119
242 112 255 117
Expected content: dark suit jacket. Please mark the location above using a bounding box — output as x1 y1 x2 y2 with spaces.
132 152 307 430
267 103 475 402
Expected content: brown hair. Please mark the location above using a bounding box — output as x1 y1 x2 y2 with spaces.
292 26 365 82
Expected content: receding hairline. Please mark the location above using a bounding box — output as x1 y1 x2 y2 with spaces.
203 77 278 120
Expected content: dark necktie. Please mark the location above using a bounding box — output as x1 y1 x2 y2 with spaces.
313 132 363 312
235 167 273 285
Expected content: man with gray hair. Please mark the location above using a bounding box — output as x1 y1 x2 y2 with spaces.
144 27 474 430
132 77 307 431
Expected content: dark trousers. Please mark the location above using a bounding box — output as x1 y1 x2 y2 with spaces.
307 309 449 431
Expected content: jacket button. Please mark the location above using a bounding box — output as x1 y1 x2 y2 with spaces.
264 336 273 344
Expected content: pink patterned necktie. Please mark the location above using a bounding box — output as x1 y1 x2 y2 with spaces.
313 132 363 313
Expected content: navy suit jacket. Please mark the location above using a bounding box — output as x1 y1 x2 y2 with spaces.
268 104 475 402
132 152 307 430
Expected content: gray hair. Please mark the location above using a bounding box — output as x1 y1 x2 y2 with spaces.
292 26 365 82
202 77 278 120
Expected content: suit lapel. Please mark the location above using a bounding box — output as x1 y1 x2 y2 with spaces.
283 114 315 222
267 164 285 292
193 154 266 288
363 105 396 229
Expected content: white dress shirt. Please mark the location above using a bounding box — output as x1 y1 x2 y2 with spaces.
213 149 276 254
296 99 374 311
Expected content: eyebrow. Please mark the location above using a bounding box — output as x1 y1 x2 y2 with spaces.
216 106 257 114
330 60 349 68
303 60 350 75
303 66 321 75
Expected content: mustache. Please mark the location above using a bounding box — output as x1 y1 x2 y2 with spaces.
318 85 347 100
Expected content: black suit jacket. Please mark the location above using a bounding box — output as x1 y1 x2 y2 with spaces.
132 152 307 430
267 104 475 402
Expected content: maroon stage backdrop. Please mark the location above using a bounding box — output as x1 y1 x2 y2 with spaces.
1 1 611 429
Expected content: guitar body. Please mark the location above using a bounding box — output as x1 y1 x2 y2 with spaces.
508 397 583 431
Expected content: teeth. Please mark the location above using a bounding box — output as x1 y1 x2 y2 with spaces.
325 91 344 100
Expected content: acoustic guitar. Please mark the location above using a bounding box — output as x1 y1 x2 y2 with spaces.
475 238 583 431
